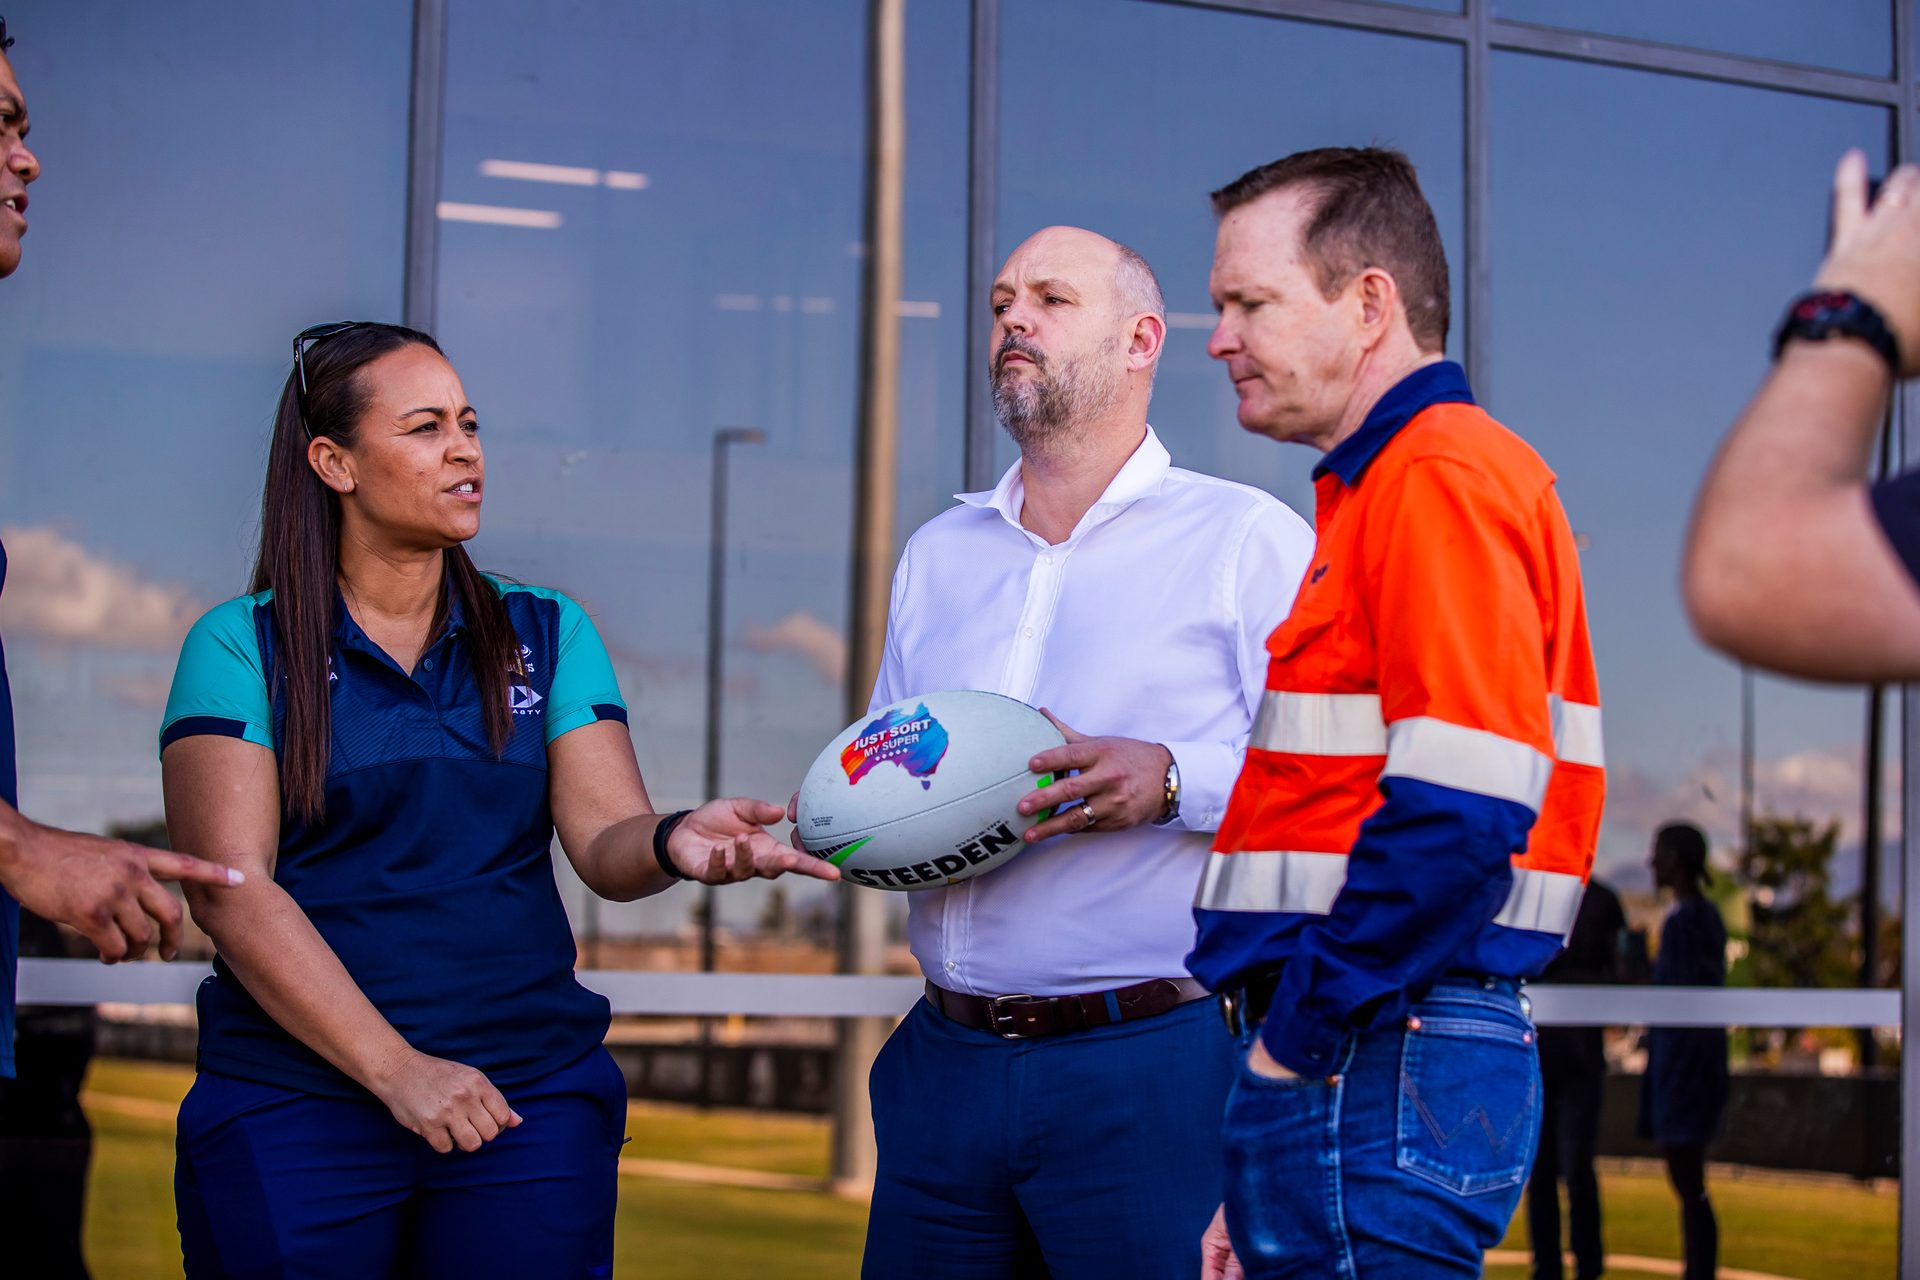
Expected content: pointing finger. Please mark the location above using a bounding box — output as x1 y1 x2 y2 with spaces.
1038 707 1086 744
145 849 246 887
1832 149 1870 249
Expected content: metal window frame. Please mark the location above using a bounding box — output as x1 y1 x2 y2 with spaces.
402 0 448 332
387 0 1920 1245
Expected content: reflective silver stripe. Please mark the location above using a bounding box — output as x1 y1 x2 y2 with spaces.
1194 849 1348 914
1253 692 1602 779
1383 716 1553 810
1197 851 1586 938
1549 695 1605 769
1249 691 1387 756
1492 866 1586 935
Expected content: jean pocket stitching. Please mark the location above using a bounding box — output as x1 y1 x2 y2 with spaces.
1395 1022 1537 1196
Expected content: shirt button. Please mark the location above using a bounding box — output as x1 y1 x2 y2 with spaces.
423 658 434 671
1022 627 1035 638
944 960 956 972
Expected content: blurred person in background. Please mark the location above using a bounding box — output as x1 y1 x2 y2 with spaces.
161 322 834 1278
1525 876 1628 1280
1638 822 1727 1280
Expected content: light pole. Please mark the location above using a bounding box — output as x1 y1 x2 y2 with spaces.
700 425 764 1106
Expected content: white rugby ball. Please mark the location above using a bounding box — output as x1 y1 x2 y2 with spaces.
796 691 1065 891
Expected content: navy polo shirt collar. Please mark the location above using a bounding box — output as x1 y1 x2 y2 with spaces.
329 580 468 667
1313 360 1475 487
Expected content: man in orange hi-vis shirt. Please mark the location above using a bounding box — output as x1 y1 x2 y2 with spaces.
1188 148 1605 1278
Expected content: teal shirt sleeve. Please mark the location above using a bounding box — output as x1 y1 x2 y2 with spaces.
159 595 275 754
543 593 628 744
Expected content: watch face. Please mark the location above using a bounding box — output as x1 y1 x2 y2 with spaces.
1793 293 1857 325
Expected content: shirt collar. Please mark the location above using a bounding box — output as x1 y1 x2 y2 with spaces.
1312 360 1475 487
329 577 467 649
956 425 1171 535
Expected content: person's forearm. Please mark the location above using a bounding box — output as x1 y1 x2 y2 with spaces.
1686 341 1895 661
577 811 676 902
190 880 418 1093
0 798 23 887
1707 342 1888 500
1689 343 1888 589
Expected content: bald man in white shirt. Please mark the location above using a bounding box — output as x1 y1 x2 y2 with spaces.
850 227 1314 1279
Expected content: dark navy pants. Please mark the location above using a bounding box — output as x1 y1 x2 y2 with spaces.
1223 979 1541 1278
862 994 1234 1280
175 1047 627 1280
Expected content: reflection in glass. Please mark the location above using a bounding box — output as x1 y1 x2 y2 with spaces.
995 0 1465 512
1489 52 1897 989
437 0 967 937
1495 0 1891 78
0 1 410 833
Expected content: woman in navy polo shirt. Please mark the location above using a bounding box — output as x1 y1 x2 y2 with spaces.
159 322 835 1279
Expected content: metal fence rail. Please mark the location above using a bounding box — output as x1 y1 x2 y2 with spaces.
17 959 1901 1027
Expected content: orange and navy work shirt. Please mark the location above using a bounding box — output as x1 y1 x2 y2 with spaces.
1185 362 1605 1077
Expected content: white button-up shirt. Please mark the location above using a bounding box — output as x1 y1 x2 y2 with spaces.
870 427 1316 995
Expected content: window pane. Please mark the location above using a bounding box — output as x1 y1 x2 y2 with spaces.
0 1 410 831
1489 52 1896 998
1495 0 1893 78
437 0 967 938
994 0 1465 511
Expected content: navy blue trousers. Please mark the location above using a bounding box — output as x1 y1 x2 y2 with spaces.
863 995 1234 1280
175 1047 627 1280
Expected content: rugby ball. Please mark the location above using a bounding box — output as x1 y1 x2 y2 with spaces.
796 691 1065 891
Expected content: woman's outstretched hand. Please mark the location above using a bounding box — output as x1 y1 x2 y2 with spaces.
668 798 841 884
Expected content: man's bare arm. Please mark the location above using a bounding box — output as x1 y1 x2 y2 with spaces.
1685 152 1920 680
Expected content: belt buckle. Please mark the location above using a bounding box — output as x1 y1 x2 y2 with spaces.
986 993 1042 1040
1218 989 1245 1037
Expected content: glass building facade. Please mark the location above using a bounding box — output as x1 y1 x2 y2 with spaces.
1 0 1915 1268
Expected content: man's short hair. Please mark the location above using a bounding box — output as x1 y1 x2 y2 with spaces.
1211 147 1449 353
1113 241 1165 321
1 16 14 53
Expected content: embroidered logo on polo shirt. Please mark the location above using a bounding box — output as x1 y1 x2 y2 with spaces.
509 685 544 715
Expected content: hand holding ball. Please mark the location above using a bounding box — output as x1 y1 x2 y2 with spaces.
794 691 1065 891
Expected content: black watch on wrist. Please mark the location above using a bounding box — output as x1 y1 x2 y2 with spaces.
1772 290 1901 374
652 809 696 882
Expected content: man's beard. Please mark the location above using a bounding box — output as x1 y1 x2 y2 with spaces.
990 334 1123 456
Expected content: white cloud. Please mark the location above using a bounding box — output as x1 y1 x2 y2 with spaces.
1600 743 1898 876
743 611 846 685
0 525 204 653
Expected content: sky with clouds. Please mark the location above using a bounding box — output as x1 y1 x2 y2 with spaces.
0 0 1905 945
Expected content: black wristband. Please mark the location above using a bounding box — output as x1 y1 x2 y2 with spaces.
1773 289 1901 374
652 809 696 882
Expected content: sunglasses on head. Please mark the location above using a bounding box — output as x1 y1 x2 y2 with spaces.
292 321 374 438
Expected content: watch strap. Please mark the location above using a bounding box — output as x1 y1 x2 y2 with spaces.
652 809 696 881
1773 290 1900 374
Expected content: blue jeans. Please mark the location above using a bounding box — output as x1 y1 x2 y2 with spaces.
1223 979 1541 1278
864 995 1234 1279
176 1047 627 1280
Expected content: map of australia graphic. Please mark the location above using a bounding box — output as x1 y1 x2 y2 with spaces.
840 703 950 790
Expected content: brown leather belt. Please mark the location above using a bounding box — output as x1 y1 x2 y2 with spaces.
924 976 1212 1041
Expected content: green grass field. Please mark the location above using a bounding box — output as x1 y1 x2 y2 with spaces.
77 1059 1893 1279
